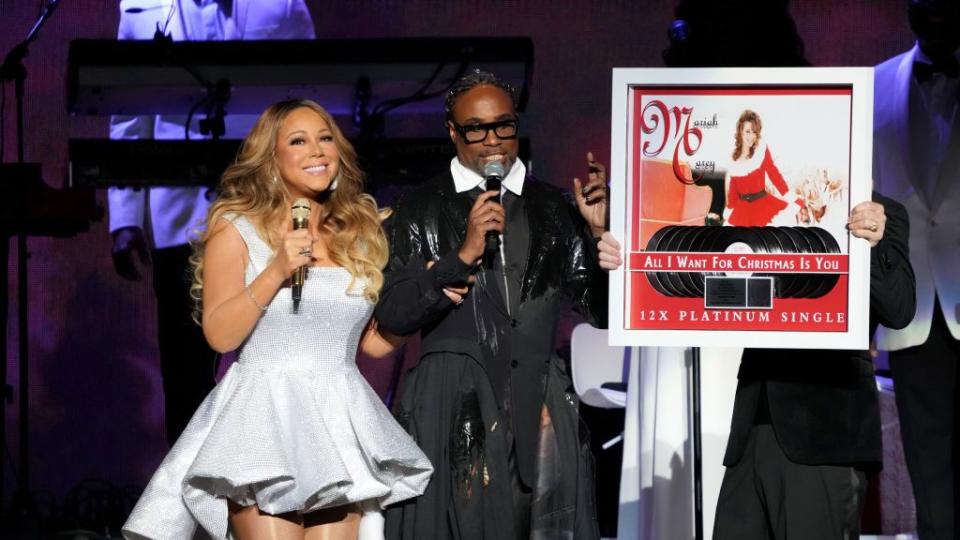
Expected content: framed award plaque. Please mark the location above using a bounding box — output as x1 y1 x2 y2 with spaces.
608 68 874 349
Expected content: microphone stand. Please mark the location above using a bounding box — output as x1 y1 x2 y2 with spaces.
0 0 63 522
691 346 703 540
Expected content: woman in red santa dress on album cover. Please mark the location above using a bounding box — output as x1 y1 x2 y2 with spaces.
725 109 795 226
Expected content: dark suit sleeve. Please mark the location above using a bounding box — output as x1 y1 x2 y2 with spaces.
563 195 609 328
870 191 916 330
374 197 474 336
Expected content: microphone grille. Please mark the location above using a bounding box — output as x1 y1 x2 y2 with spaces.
292 198 310 220
483 161 505 179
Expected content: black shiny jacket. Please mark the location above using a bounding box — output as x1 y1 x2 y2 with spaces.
374 170 608 485
376 170 608 342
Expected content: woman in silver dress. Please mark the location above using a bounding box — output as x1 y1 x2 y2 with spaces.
122 99 434 540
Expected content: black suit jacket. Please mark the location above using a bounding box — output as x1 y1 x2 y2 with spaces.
723 191 916 469
375 170 608 484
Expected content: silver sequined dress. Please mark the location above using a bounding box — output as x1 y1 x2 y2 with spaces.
122 215 433 540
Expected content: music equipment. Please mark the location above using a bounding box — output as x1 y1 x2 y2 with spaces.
67 37 533 117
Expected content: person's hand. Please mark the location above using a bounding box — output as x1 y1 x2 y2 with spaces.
573 151 608 237
459 190 504 265
598 231 623 271
847 200 885 247
111 226 151 281
426 260 473 306
442 284 470 305
271 228 316 278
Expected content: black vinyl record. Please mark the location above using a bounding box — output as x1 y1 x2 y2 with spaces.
797 227 830 299
665 227 705 297
765 226 805 298
751 227 782 254
707 226 768 260
661 226 691 296
645 225 677 252
779 226 820 298
808 226 841 254
705 227 768 305
804 226 841 298
675 226 710 297
752 226 795 299
645 225 680 296
654 224 844 300
687 225 727 297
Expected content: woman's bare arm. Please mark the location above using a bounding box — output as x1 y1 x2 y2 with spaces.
201 219 290 353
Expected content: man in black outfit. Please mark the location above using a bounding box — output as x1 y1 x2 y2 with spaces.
647 2 917 536
712 192 916 539
376 70 609 540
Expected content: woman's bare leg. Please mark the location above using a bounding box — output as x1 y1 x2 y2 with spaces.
303 503 362 540
228 500 304 540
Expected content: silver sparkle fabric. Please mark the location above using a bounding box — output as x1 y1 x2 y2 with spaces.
122 215 433 540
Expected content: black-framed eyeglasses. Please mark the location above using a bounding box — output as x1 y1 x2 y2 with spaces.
451 118 520 144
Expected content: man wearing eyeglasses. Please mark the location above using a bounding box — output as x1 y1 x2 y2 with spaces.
375 70 609 540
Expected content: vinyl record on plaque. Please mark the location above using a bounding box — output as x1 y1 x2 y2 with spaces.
804 226 841 298
675 226 710 297
752 227 793 299
687 225 727 297
779 226 819 298
707 226 768 258
796 226 827 252
662 226 702 297
645 225 679 296
751 227 782 253
660 225 693 296
808 226 841 254
656 226 688 296
765 226 805 298
706 227 768 305
645 225 677 252
795 226 831 299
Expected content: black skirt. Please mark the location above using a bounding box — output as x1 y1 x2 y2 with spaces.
384 352 600 540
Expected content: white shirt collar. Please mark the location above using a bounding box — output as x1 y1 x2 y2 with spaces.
450 157 526 196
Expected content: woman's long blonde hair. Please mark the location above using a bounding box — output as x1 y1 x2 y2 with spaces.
190 99 388 317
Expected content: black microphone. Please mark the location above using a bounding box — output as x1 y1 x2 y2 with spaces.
25 0 61 44
483 161 505 269
291 198 310 305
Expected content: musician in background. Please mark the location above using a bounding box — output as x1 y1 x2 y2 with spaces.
873 1 960 537
107 0 314 444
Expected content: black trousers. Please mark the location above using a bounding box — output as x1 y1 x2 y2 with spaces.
890 296 960 540
152 245 217 445
713 424 867 540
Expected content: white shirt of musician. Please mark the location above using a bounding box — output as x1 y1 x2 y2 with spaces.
108 0 315 249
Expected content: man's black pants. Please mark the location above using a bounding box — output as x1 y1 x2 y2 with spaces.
713 424 866 540
890 296 960 540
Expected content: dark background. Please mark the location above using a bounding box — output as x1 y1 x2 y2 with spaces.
0 0 914 530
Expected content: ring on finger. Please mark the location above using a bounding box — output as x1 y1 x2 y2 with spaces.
868 222 878 233
299 248 312 257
